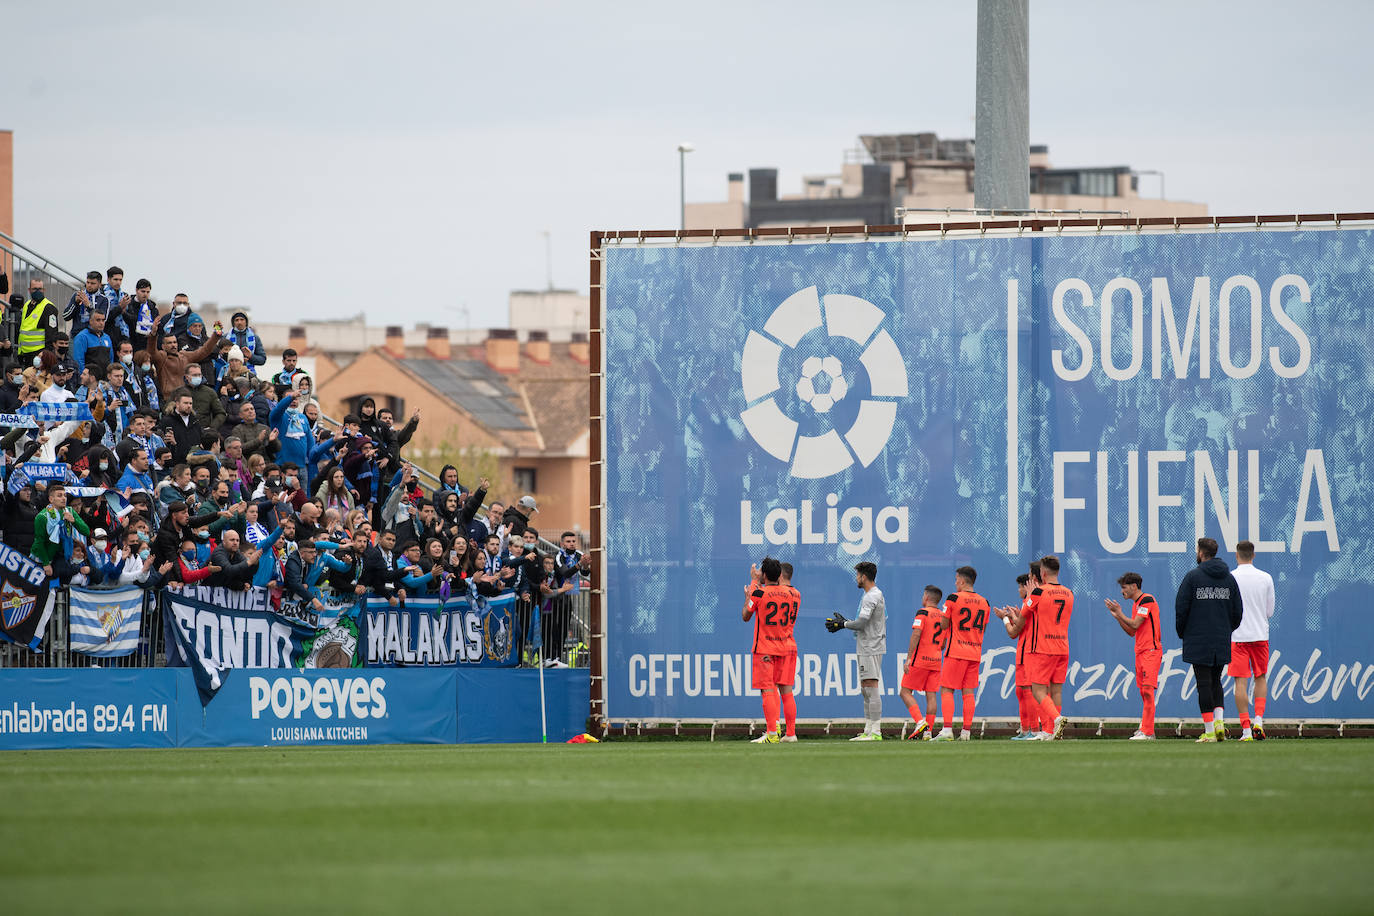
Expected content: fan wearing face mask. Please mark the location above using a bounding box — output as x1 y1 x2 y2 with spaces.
17 282 60 359
149 313 222 400
157 292 193 341
105 528 165 587
0 363 26 412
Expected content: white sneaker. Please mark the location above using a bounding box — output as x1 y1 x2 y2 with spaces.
544 658 569 668
1128 731 1155 741
779 735 798 743
751 732 779 744
1028 731 1051 741
957 731 971 741
849 731 883 742
1051 715 1067 740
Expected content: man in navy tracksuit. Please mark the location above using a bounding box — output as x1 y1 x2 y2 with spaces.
1174 536 1244 742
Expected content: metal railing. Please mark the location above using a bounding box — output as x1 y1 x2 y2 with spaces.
895 206 1132 220
0 586 589 670
0 229 87 291
0 230 87 343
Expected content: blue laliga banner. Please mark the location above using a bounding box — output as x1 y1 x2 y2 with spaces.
604 227 1374 721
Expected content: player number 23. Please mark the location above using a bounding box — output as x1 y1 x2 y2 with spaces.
764 601 796 626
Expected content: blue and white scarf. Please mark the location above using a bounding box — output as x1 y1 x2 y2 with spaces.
7 462 79 494
17 401 95 423
134 300 155 335
0 412 39 429
234 326 257 357
138 372 160 411
283 408 309 440
246 521 271 547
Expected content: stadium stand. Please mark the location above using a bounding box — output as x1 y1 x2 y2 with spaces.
0 241 589 671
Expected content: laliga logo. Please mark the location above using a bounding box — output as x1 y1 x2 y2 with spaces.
739 286 908 478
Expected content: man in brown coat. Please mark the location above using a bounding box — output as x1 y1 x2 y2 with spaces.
150 329 221 399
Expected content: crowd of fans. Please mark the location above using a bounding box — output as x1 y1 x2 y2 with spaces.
0 267 590 666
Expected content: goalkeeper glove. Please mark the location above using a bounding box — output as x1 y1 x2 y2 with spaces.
825 612 848 633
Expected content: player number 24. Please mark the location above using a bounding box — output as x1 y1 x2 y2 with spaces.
956 606 987 632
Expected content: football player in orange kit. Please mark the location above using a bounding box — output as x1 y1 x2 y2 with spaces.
743 557 799 744
1106 571 1162 740
1021 554 1074 740
899 585 946 740
995 567 1039 740
930 566 992 741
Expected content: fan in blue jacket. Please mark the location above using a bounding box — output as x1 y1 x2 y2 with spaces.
283 538 352 616
269 391 337 488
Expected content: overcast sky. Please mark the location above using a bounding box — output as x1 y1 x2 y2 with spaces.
5 1 1372 327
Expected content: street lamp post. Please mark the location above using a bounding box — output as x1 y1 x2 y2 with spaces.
677 142 694 230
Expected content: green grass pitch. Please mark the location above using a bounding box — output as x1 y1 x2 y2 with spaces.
3 739 1370 915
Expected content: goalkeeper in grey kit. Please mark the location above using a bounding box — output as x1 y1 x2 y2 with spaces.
825 561 887 741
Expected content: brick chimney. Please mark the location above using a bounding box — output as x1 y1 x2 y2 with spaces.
384 325 406 358
484 328 519 372
526 329 551 364
287 325 308 355
727 172 745 203
426 326 451 360
568 330 589 364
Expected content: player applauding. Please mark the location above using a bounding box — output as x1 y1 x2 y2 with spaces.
1023 555 1074 740
743 557 798 745
930 566 991 741
995 564 1040 740
899 585 946 740
1105 572 1162 740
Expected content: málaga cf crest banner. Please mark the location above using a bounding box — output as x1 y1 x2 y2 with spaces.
359 593 522 668
69 586 144 657
0 542 54 650
603 226 1374 721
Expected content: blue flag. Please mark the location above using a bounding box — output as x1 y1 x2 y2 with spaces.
162 585 323 704
528 600 543 652
69 586 144 657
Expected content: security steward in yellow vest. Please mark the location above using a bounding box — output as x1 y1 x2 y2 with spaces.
18 285 60 360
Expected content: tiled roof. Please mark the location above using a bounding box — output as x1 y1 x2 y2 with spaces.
388 343 588 453
395 358 533 431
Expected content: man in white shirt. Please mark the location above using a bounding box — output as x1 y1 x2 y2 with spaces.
826 561 886 741
1230 540 1275 741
